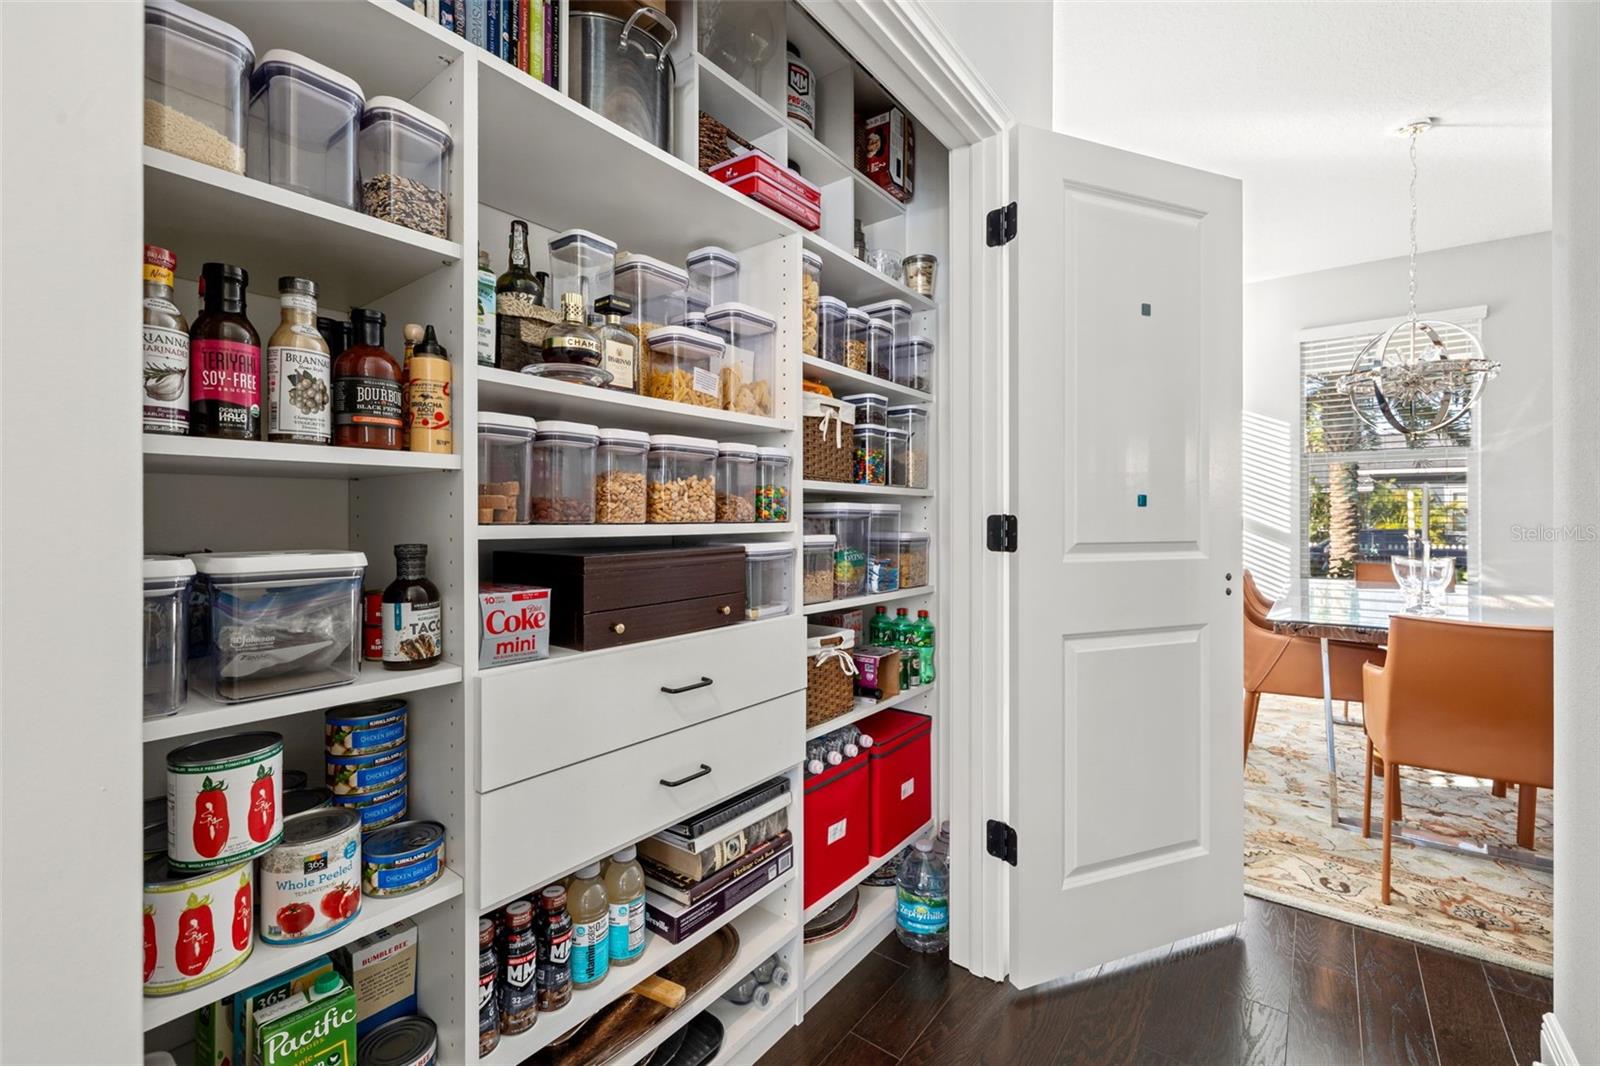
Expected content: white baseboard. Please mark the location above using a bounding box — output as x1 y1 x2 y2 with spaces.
1541 1012 1579 1066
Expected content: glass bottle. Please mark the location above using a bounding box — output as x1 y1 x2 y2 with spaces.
531 292 609 387
266 276 331 445
595 295 640 394
496 219 545 371
316 316 351 361
189 262 261 439
142 244 190 435
477 247 496 367
404 324 453 454
381 543 443 670
854 218 867 260
333 308 403 449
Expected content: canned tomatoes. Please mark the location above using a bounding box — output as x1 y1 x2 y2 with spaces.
363 820 445 897
326 698 408 756
331 781 409 833
328 744 408 797
167 732 284 871
359 1015 439 1066
143 854 254 996
260 808 362 944
283 787 334 818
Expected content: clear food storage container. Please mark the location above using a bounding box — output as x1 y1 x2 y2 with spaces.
550 229 617 320
247 50 363 207
144 0 254 174
868 319 894 380
853 424 890 485
705 302 776 416
894 336 935 394
804 502 872 599
645 326 724 409
144 556 195 717
840 392 887 428
359 96 451 238
755 446 791 523
845 308 871 373
884 426 910 487
803 534 837 605
595 427 648 524
882 531 930 588
531 421 599 523
801 250 822 358
687 246 741 309
864 504 902 593
716 442 759 523
888 405 929 489
819 296 848 365
861 298 913 348
617 253 689 382
478 412 536 524
190 550 366 703
733 541 793 620
647 435 718 523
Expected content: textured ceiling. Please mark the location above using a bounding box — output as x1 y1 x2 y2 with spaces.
1052 1 1552 281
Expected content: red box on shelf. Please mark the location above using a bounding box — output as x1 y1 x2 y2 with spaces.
802 751 870 910
724 171 822 231
706 150 822 204
859 709 932 857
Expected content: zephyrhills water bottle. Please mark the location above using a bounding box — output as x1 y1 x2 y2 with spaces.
895 839 949 953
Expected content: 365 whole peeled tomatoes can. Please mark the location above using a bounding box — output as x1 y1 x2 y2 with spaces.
166 732 284 871
143 853 254 996
259 808 363 944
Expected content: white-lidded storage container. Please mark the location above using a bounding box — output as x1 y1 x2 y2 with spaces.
616 253 689 380
801 249 823 358
853 423 890 485
478 411 536 525
884 426 910 488
531 420 599 523
358 96 451 238
887 405 930 489
715 442 759 523
845 307 871 373
860 298 914 347
819 295 848 365
803 533 836 605
189 550 367 703
247 50 363 207
549 228 618 320
595 426 649 524
804 502 873 600
755 445 791 522
878 530 930 589
144 555 196 718
839 392 887 428
727 541 794 620
144 0 254 174
705 302 776 416
647 434 718 522
868 319 894 381
687 246 741 309
864 503 902 593
893 336 935 394
645 325 724 409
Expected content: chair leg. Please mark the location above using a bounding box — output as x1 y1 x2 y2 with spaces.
1382 760 1399 904
1517 785 1537 849
1492 780 1508 799
1243 690 1261 762
1362 738 1374 839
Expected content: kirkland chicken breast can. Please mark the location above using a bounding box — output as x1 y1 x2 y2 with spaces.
143 853 254 996
259 808 363 945
167 732 284 871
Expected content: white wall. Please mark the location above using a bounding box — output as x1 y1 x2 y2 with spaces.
1242 232 1553 600
921 0 1055 130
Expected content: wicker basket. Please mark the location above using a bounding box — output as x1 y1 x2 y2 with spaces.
806 625 857 729
699 112 753 172
803 393 855 483
493 305 565 373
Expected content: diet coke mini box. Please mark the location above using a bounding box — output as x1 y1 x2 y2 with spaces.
478 584 550 668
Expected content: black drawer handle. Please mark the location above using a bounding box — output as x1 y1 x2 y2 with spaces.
660 676 714 695
660 764 712 787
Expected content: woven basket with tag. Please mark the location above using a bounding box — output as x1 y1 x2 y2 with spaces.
806 626 857 728
803 393 855 483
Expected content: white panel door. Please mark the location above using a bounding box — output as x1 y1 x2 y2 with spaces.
1008 125 1243 988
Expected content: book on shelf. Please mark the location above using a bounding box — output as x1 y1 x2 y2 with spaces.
661 776 789 841
641 801 789 881
643 830 792 905
644 838 794 944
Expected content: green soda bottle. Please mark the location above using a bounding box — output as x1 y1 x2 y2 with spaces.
914 610 936 684
869 605 892 648
892 608 917 688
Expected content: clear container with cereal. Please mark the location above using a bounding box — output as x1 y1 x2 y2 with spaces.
144 0 254 174
755 446 791 522
731 542 794 620
864 503 903 593
550 230 618 321
647 435 718 523
358 96 451 238
705 302 776 416
804 503 872 599
883 531 930 589
615 252 689 364
853 424 890 485
819 296 848 365
883 426 910 487
530 421 599 523
144 556 196 717
894 336 935 394
595 427 649 524
801 250 822 358
839 392 888 428
645 325 724 409
887 405 929 489
247 50 363 207
686 246 741 309
803 534 837 604
867 319 894 380
477 412 536 524
845 307 871 373
715 442 759 523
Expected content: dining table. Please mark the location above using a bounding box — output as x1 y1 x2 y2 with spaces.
1265 577 1555 866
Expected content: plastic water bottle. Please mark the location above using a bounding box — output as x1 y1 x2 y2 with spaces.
895 839 949 953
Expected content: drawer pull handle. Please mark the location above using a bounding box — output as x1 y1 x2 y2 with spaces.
660 764 713 788
660 676 714 695
612 623 626 635
718 605 732 616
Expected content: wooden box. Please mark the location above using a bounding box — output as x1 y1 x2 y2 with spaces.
492 546 745 651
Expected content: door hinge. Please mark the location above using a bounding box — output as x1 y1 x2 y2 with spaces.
986 202 1017 246
986 514 1018 552
987 819 1018 866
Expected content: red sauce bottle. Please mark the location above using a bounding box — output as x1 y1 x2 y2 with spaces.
189 262 261 439
333 308 402 449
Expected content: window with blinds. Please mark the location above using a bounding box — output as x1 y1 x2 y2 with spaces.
1300 316 1482 582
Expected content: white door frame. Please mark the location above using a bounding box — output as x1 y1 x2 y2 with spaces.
798 0 1014 980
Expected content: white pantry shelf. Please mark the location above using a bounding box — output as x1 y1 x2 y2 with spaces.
801 820 932 923
799 356 933 405
708 983 800 1065
801 235 936 312
478 521 796 541
805 585 936 616
803 884 896 1004
477 368 791 436
695 57 786 143
143 436 461 479
805 684 936 741
802 480 933 499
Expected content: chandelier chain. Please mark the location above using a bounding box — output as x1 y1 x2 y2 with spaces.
1408 125 1419 327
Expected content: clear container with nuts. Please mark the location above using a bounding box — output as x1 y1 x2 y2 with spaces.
705 302 776 416
729 541 793 620
888 405 929 488
867 319 894 381
864 503 903 594
617 252 689 372
358 96 451 239
645 326 724 409
144 0 254 175
801 250 822 358
819 296 848 366
845 308 871 373
477 412 536 524
595 427 648 524
530 420 599 523
686 246 741 309
647 434 718 523
755 447 791 523
715 443 759 524
803 534 837 604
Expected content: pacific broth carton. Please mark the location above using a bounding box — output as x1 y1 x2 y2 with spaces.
251 971 357 1066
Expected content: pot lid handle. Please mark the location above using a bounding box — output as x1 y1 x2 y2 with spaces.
620 6 678 71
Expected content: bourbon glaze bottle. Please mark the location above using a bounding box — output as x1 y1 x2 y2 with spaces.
333 308 403 449
381 543 442 670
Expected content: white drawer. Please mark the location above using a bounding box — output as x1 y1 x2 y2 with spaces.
476 616 804 791
476 690 802 909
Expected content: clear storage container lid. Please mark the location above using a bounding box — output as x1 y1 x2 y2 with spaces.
687 246 741 277
704 302 776 337
884 427 908 441
865 503 902 517
818 295 846 317
854 424 889 437
895 336 935 355
801 249 822 272
840 392 888 408
598 426 649 447
860 298 913 319
144 554 197 585
645 325 725 357
670 311 709 329
535 420 599 443
804 502 875 518
756 446 790 462
190 549 368 576
724 540 791 558
361 95 452 147
887 405 929 419
871 531 930 544
846 308 871 328
614 251 688 289
549 228 617 259
479 411 537 434
146 0 255 65
718 442 759 460
869 320 893 341
251 49 364 105
803 533 837 548
649 433 719 457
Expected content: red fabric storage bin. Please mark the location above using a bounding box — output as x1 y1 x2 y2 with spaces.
802 751 870 910
860 709 933 857
706 150 823 204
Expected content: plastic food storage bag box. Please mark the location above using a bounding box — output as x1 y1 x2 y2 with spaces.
190 551 367 703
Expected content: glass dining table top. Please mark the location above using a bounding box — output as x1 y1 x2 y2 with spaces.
1265 578 1555 644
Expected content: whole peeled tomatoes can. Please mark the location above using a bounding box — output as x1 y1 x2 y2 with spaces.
143 853 254 996
167 732 284 871
259 808 362 944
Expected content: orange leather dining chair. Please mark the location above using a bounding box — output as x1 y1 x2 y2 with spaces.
1354 558 1458 590
1242 571 1386 761
1362 615 1554 903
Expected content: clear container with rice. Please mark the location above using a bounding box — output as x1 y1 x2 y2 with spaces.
144 0 254 174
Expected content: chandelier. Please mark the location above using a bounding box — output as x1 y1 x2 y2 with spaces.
1337 120 1499 439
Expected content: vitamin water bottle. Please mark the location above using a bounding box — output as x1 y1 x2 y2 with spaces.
603 847 647 966
567 863 610 990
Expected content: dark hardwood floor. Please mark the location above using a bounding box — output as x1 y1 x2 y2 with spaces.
760 898 1549 1066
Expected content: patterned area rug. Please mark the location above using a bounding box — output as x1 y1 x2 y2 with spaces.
1244 695 1553 974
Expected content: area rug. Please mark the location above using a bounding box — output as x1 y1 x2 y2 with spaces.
1244 695 1553 974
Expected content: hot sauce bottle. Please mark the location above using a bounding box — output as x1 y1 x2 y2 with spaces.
189 262 261 439
333 307 403 449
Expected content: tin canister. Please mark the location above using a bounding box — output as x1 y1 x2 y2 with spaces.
283 787 335 818
328 744 408 797
331 781 409 834
362 820 445 897
259 808 363 945
143 854 254 996
284 769 309 791
167 732 284 871
359 1015 439 1066
325 698 408 756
